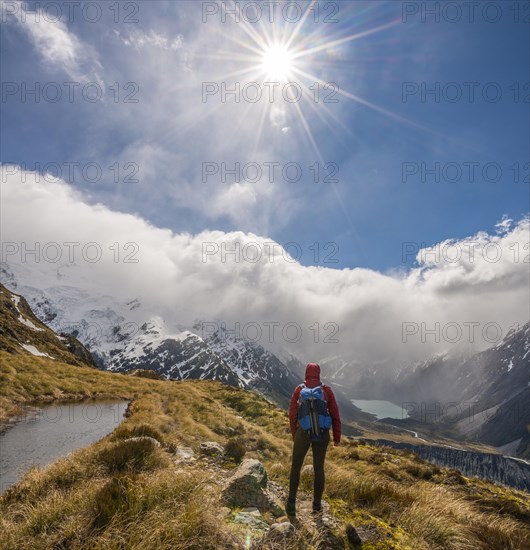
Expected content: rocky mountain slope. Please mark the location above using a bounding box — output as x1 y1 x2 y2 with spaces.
0 282 96 368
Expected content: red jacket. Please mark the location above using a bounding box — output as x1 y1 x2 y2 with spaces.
289 363 341 444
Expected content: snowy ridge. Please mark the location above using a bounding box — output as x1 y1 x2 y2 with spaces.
1 262 299 403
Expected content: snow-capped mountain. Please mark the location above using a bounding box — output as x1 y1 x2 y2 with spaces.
391 322 530 457
0 262 299 406
107 319 242 386
0 282 96 368
192 321 300 403
395 322 529 408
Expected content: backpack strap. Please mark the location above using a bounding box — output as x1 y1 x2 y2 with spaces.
321 384 330 409
297 384 305 405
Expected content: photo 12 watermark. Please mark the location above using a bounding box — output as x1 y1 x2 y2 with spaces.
1 242 140 264
1 162 140 186
202 81 339 104
201 240 339 264
402 81 529 104
202 1 340 24
401 161 529 184
401 321 523 345
401 2 529 24
1 1 140 24
202 161 339 184
402 240 530 264
11 401 127 426
402 400 526 425
2 81 140 104
198 320 340 344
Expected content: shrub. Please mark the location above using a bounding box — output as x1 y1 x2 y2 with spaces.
443 469 466 485
113 423 165 444
368 453 384 465
404 463 438 480
92 476 135 529
96 438 168 474
224 437 246 463
346 449 360 461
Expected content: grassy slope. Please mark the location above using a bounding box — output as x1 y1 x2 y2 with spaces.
1 352 529 550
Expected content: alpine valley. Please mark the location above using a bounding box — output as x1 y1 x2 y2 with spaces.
1 260 529 493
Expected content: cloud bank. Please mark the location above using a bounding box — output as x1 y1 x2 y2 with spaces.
1 166 529 366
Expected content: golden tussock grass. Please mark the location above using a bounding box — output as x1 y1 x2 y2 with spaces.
1 353 529 549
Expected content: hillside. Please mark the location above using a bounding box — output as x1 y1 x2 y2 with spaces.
1 352 530 549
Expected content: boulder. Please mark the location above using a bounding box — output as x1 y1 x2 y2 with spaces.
200 441 225 457
221 459 283 515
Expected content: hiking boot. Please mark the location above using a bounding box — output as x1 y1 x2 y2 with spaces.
285 498 296 517
312 501 323 513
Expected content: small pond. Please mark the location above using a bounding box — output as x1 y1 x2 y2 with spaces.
0 400 128 494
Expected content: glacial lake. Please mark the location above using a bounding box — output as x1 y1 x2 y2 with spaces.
0 400 128 494
351 399 410 420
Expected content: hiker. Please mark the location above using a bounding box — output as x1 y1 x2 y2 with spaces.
286 362 341 517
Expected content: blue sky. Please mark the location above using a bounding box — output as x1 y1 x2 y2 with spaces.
1 0 529 271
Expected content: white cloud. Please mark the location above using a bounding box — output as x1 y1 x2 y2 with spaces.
6 1 101 82
1 166 529 366
115 29 184 51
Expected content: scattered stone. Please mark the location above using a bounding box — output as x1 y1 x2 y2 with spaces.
345 524 363 546
265 522 295 542
233 511 268 530
301 464 313 476
200 441 225 457
174 446 196 464
320 515 334 528
221 459 283 515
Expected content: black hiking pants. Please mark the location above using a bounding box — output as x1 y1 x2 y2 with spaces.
288 428 330 504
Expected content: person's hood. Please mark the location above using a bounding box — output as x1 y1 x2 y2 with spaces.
304 363 321 388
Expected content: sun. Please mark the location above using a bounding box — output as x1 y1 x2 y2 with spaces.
260 43 294 81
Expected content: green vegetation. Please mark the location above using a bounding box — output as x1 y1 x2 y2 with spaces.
1 351 529 549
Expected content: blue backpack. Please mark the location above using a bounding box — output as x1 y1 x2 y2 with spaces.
297 384 332 441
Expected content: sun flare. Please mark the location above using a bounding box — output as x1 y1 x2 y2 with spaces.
260 43 294 81
211 2 406 164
